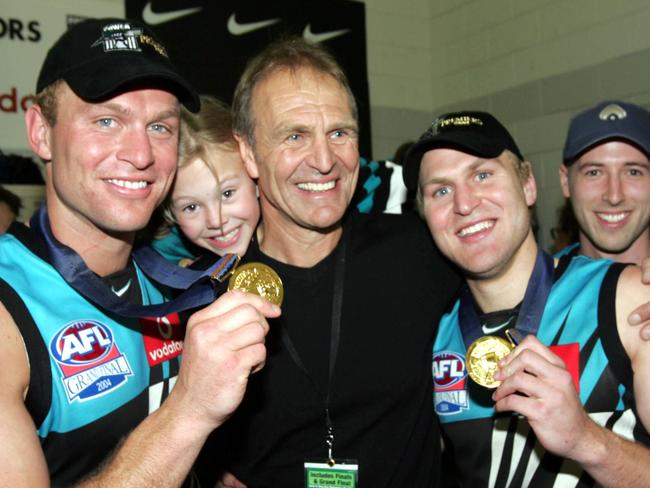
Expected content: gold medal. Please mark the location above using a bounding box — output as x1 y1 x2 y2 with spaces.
227 262 284 307
466 335 514 388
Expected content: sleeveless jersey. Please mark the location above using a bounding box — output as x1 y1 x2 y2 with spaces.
0 226 185 487
433 254 650 487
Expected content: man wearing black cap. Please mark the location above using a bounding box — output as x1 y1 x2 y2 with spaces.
404 111 650 487
0 18 278 486
560 100 650 266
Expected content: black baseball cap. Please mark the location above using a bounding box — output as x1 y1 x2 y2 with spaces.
36 18 200 112
563 100 650 164
403 111 523 191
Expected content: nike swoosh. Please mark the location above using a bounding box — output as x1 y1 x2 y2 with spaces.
227 13 281 36
302 24 350 43
142 2 202 25
111 279 132 298
481 321 511 335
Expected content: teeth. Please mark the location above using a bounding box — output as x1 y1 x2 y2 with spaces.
598 212 626 223
108 179 147 189
214 228 238 242
458 220 493 237
297 181 335 192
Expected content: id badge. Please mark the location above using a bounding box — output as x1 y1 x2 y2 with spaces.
304 460 358 488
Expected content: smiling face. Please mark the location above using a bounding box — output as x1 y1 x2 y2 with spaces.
32 82 180 237
239 67 359 235
419 148 537 279
171 145 260 257
560 140 650 260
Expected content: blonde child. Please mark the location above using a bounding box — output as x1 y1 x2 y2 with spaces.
154 96 259 262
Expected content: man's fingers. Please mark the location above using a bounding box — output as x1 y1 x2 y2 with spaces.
499 335 564 370
641 257 650 283
493 381 540 415
493 368 548 401
189 290 281 327
628 301 650 327
225 321 268 351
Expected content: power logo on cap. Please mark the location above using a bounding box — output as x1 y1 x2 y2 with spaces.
92 22 168 57
50 320 133 403
433 351 469 415
598 103 627 121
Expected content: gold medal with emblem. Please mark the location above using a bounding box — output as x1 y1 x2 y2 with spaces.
466 330 521 388
227 262 284 307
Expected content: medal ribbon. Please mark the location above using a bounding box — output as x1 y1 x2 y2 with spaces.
30 205 237 317
277 229 348 465
459 248 554 348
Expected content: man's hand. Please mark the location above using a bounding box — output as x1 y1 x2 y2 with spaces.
492 335 597 461
216 472 248 488
628 257 650 340
168 290 280 434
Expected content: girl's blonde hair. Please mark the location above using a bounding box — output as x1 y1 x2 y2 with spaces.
159 95 238 232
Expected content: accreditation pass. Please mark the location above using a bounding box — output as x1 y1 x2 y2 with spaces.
304 460 358 487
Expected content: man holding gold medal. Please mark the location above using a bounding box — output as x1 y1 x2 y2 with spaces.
404 111 650 487
0 18 279 486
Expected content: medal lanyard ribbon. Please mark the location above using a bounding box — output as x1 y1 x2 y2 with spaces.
459 248 554 348
30 205 237 317
278 230 347 465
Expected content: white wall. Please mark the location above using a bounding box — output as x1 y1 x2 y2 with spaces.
362 0 650 248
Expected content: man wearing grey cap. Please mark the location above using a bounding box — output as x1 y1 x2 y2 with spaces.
0 18 278 486
560 100 650 265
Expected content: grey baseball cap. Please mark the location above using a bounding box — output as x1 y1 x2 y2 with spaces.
563 100 650 164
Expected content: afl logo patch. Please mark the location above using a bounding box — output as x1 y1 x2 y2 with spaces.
433 351 469 416
49 320 132 402
50 320 114 364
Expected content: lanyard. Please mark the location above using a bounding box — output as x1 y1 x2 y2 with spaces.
278 230 347 465
459 248 554 348
30 205 237 318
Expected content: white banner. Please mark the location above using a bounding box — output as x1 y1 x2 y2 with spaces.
0 0 122 155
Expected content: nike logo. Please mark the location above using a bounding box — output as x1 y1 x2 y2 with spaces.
111 279 132 298
227 13 281 36
302 24 350 43
481 320 512 335
142 2 202 25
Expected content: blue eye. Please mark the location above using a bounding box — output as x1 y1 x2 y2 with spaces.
434 186 450 198
150 123 170 134
477 171 490 181
97 118 115 128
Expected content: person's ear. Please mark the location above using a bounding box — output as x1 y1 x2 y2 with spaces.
234 133 259 179
559 164 571 198
25 104 53 162
521 161 537 206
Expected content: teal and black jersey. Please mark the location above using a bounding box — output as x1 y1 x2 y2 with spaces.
0 224 185 487
433 253 650 487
